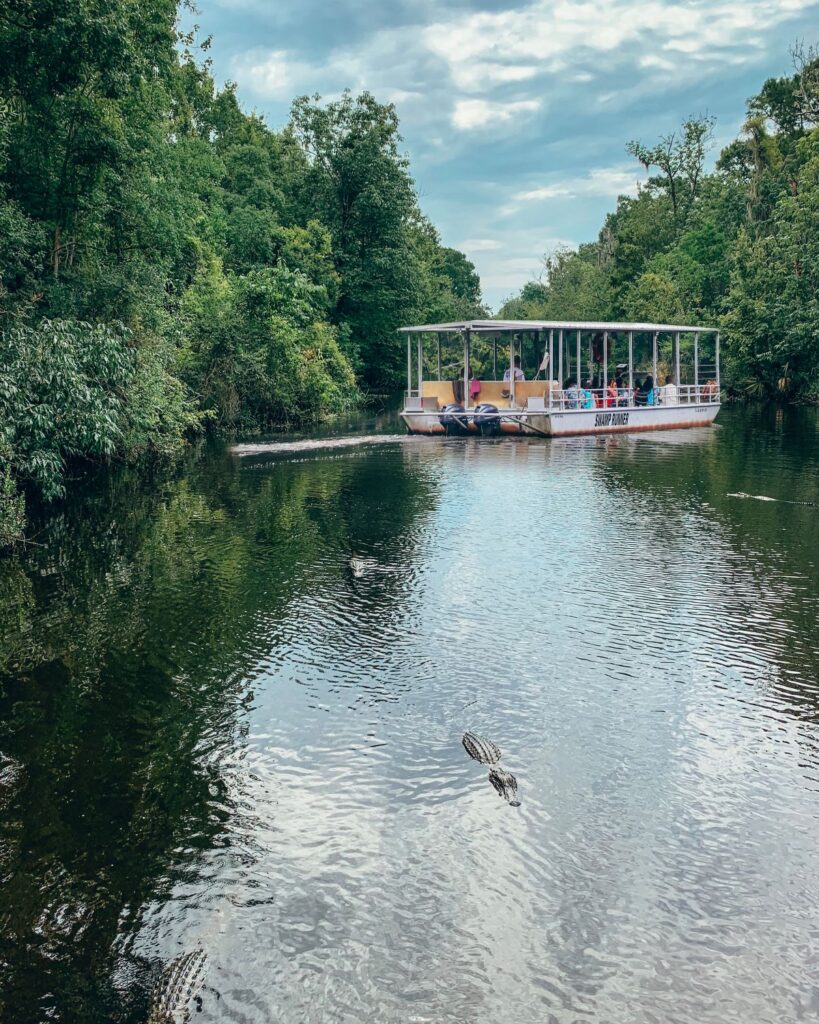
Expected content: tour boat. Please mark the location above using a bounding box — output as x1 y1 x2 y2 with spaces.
399 320 721 437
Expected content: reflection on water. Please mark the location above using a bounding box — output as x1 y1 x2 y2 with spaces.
1 406 818 1024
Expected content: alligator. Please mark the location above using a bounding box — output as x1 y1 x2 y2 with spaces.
462 731 521 807
461 731 501 764
147 949 207 1024
488 766 521 807
349 556 367 578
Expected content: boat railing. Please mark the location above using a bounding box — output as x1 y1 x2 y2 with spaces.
549 384 720 411
403 383 721 412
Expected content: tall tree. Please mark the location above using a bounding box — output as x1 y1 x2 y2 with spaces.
626 115 716 227
289 91 424 388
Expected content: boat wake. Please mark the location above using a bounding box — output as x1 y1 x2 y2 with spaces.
231 434 417 456
727 492 817 506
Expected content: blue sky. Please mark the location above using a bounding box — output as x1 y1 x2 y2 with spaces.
189 0 819 308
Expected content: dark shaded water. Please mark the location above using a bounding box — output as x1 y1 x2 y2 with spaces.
1 405 818 1024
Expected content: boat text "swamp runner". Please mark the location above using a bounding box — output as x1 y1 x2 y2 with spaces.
594 412 630 427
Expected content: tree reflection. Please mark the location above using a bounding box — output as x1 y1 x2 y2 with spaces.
0 442 436 1022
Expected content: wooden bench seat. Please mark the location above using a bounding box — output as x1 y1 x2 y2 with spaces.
420 380 560 409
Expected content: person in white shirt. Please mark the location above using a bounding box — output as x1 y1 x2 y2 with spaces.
660 375 679 405
503 356 525 382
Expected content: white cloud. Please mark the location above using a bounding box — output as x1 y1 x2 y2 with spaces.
450 61 541 92
639 54 676 71
515 165 645 203
515 184 573 201
452 98 540 131
423 0 818 95
383 88 424 105
458 238 503 252
233 49 297 98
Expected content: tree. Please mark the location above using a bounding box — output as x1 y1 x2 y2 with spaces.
626 115 716 226
437 247 485 316
289 91 426 387
0 0 179 284
723 131 819 399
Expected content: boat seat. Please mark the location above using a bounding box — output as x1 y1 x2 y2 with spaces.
420 380 559 409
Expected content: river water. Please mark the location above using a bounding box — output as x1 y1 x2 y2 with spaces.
1 405 818 1024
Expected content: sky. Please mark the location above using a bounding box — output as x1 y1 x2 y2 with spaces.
188 0 819 309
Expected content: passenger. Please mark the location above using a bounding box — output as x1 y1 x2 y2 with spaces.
563 377 581 410
582 380 596 409
701 378 718 401
659 374 678 405
469 372 482 401
633 376 645 406
606 378 618 408
503 356 525 382
644 375 656 405
615 375 627 407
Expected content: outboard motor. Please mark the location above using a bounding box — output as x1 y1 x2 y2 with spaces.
439 403 470 436
472 403 502 436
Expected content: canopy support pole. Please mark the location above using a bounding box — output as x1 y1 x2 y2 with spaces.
628 331 634 402
464 330 470 409
510 336 516 406
557 328 563 385
549 330 554 409
652 332 658 391
407 334 412 396
437 332 442 382
493 337 497 380
603 330 608 398
716 331 721 394
694 333 699 401
576 330 581 390
675 331 681 390
417 334 423 401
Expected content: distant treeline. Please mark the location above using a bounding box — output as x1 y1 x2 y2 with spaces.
0 0 485 544
500 46 819 405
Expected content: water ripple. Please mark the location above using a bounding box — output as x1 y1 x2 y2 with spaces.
1 409 818 1023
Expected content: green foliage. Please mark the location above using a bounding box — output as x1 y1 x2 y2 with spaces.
501 49 819 402
289 91 477 388
119 336 203 457
622 271 686 323
0 320 133 500
723 131 819 398
498 245 610 321
0 444 25 547
436 247 487 319
626 115 716 227
0 1 481 543
180 260 356 428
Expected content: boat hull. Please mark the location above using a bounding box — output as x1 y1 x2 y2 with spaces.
400 404 720 436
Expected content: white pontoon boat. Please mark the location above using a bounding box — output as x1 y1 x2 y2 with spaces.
399 320 721 437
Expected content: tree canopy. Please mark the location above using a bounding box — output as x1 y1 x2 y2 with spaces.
500 46 819 404
0 0 485 543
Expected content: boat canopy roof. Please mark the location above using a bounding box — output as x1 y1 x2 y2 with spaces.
398 319 718 334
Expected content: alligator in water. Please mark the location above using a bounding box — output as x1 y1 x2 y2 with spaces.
462 731 521 806
462 731 501 764
147 949 207 1024
349 556 367 578
488 766 521 807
